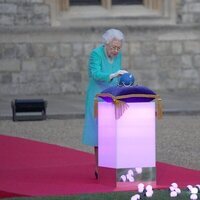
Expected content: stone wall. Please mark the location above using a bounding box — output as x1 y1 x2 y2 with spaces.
1 0 200 27
178 0 200 24
0 1 200 95
0 0 50 26
0 26 200 95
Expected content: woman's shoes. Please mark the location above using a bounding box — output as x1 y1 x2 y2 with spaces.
95 170 99 179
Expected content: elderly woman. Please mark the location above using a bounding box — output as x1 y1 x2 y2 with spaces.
82 28 127 179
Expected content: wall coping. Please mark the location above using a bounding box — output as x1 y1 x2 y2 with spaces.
1 24 200 43
1 24 200 33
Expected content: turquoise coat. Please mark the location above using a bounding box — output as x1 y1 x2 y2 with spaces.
82 44 122 146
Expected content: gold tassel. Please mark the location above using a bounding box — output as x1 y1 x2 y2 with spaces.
114 99 129 120
156 97 163 119
94 97 98 118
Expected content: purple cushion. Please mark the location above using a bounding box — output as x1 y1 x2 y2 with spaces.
99 85 156 102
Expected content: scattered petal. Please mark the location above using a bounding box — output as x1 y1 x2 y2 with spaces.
128 169 134 176
171 183 178 188
196 184 200 191
146 185 153 191
138 183 144 188
175 188 181 194
170 191 178 197
146 190 153 197
190 194 198 200
135 194 140 199
191 187 198 194
169 186 175 191
138 187 144 193
126 174 134 182
138 183 145 193
120 175 126 182
131 194 140 200
187 185 193 191
135 168 142 174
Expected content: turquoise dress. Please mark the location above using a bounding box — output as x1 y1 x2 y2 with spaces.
82 44 122 146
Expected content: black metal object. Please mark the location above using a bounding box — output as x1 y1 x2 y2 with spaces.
70 0 101 5
70 0 142 5
11 99 47 121
112 0 143 5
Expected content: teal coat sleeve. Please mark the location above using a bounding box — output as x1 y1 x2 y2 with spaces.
88 51 112 82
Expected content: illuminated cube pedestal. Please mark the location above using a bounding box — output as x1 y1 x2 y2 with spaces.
98 101 156 188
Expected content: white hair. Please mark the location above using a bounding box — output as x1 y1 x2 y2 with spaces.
102 28 124 44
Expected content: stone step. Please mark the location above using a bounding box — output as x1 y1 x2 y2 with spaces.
59 17 174 28
61 5 159 18
58 5 174 27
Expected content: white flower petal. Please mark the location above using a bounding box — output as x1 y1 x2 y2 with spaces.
191 187 198 194
171 183 178 188
170 191 177 197
190 194 198 200
146 185 153 191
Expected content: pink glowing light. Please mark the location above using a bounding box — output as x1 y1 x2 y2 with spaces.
98 102 156 169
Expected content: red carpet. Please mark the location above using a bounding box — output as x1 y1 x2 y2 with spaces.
0 135 199 198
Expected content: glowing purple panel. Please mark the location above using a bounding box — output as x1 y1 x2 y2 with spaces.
98 102 155 169
98 102 116 168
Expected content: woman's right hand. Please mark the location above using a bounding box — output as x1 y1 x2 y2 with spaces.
109 70 128 80
117 70 128 75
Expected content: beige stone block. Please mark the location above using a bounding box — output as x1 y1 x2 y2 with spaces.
0 59 20 72
22 60 37 71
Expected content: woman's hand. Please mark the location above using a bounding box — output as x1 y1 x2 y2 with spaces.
109 70 128 80
117 70 128 75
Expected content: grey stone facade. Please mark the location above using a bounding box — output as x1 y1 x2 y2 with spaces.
178 0 200 24
0 0 50 26
0 0 200 95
